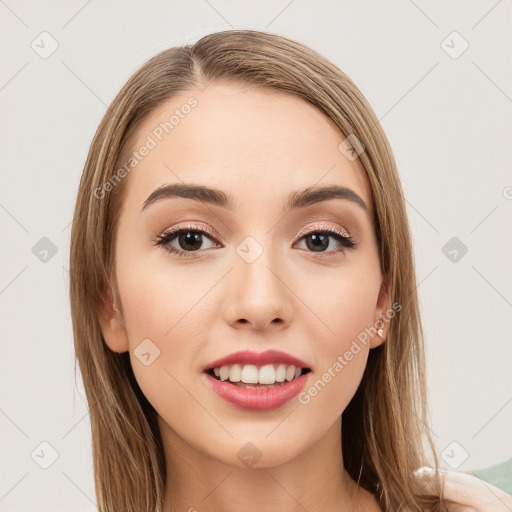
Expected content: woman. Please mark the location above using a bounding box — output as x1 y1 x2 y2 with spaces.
69 29 511 512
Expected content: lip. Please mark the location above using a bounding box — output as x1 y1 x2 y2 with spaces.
202 349 312 371
203 371 310 411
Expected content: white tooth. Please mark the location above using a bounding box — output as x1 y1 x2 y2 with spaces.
294 367 302 379
259 364 276 384
275 364 287 382
213 368 220 377
219 366 230 381
285 365 296 381
241 364 259 384
229 364 242 382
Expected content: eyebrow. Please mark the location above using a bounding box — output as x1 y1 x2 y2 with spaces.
141 183 367 213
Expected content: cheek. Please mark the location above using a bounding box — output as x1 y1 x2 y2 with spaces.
294 267 380 414
114 242 214 406
295 260 380 351
116 236 213 345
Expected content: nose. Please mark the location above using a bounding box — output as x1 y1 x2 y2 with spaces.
221 247 294 331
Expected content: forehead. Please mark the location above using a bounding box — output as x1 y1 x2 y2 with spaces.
119 82 372 216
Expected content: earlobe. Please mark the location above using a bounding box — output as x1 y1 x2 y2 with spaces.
97 288 129 354
370 277 392 349
370 313 386 348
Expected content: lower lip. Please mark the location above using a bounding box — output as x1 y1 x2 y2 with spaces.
203 372 310 411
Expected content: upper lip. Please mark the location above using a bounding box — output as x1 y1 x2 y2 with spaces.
203 349 312 371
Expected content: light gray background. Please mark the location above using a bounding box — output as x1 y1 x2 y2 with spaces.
1 1 511 511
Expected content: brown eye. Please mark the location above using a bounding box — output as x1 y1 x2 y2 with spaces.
295 229 357 255
153 225 221 257
172 230 205 252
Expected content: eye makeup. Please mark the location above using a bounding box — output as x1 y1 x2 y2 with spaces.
151 221 358 260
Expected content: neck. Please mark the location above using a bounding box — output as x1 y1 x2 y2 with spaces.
159 416 379 512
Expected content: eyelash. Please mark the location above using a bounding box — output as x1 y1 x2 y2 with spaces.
152 222 357 259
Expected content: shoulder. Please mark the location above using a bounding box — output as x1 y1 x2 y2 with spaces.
414 466 512 511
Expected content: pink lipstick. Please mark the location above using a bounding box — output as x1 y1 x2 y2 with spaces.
202 349 312 411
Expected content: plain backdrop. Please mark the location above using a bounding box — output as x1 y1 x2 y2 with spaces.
1 1 511 510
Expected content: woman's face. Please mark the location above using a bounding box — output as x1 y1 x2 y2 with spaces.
100 82 389 468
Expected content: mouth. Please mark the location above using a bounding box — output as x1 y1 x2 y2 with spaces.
201 349 313 410
204 364 312 388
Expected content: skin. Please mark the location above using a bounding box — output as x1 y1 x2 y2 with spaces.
416 467 512 512
98 82 391 512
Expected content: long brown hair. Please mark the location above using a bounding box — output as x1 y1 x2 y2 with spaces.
69 29 445 511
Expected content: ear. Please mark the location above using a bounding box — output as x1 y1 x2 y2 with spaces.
370 275 393 349
97 285 129 353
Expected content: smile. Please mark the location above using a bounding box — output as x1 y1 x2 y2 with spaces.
202 349 313 411
207 363 311 386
